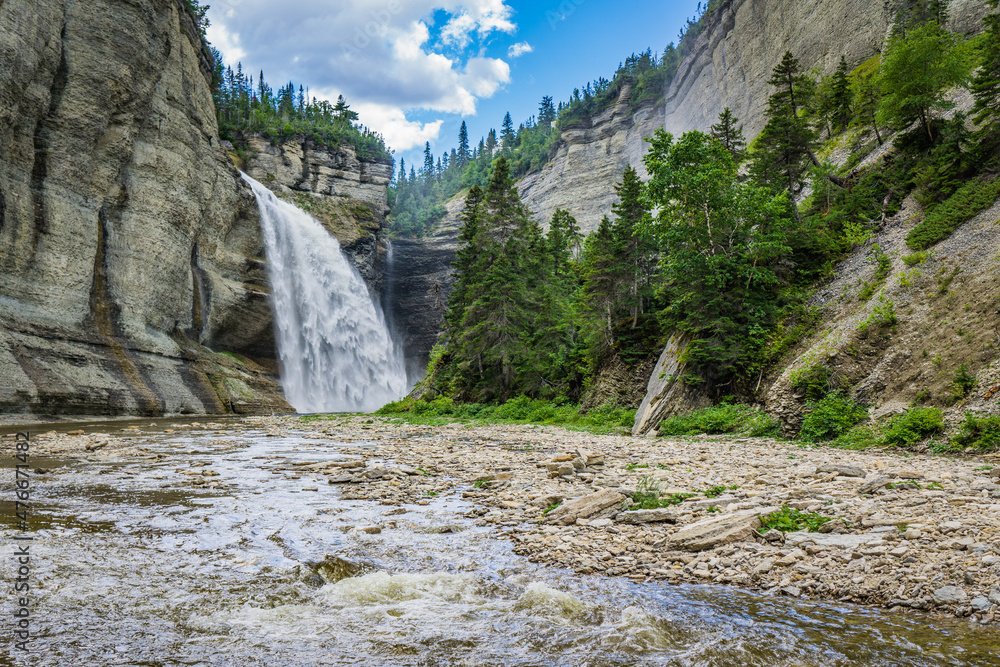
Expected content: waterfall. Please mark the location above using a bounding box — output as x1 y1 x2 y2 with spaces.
242 173 407 413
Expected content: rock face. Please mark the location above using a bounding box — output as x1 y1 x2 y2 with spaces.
632 334 710 435
520 0 989 234
242 136 393 291
385 193 465 380
0 0 291 417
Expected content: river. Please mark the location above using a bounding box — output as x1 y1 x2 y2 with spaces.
1 418 997 666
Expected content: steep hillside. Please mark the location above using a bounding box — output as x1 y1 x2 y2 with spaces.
0 0 290 417
521 0 990 233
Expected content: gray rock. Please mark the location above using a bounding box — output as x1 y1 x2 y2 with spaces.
544 489 626 526
547 462 576 478
669 507 778 552
858 476 892 494
816 464 866 478
970 597 992 612
785 532 885 550
939 521 964 534
989 587 1000 605
616 508 682 524
933 586 968 605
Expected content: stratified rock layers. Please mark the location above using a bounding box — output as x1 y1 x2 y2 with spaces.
0 0 290 416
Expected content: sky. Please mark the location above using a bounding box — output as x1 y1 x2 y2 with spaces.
205 0 704 175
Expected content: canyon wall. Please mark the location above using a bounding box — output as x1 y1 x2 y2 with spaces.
520 0 990 233
0 0 292 417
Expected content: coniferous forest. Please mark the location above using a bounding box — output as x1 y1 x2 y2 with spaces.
386 0 1000 449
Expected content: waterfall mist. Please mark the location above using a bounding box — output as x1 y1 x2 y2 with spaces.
242 173 407 413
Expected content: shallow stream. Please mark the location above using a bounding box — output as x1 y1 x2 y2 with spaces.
2 421 997 666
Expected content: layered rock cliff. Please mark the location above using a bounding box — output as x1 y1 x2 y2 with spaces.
0 0 290 417
241 136 393 291
520 0 990 233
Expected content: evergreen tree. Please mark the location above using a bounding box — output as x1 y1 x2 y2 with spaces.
752 51 818 195
972 0 1000 135
486 129 498 154
644 129 793 387
877 20 974 142
538 96 556 126
826 56 854 133
458 121 471 166
610 165 656 327
501 112 515 151
422 142 435 179
710 107 746 162
852 60 884 145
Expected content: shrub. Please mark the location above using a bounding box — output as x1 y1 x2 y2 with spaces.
949 412 1000 452
658 403 780 438
790 363 838 401
880 407 945 447
799 392 869 443
902 250 930 266
906 177 1000 250
950 364 976 401
859 292 897 333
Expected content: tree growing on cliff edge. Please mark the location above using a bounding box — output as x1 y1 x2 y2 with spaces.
877 20 974 143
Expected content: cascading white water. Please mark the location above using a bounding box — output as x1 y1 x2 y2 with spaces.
242 173 407 413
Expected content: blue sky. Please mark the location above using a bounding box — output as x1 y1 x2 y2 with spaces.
206 0 704 175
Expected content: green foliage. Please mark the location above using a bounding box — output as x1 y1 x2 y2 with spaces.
880 407 945 446
628 476 696 510
751 51 819 194
950 412 1000 451
950 364 977 400
212 58 390 162
799 392 869 443
703 484 738 498
790 363 837 401
877 21 975 143
905 176 1000 249
376 395 635 435
643 130 794 386
710 108 747 162
832 425 880 450
972 0 1000 134
902 250 931 266
659 403 780 438
858 293 898 333
858 244 893 302
761 506 835 533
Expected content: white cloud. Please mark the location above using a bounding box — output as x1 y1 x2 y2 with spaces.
206 0 517 151
507 42 533 58
350 102 444 152
205 22 246 64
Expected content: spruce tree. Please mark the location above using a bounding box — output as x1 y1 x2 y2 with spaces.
829 56 854 132
972 0 1000 135
501 112 515 151
610 165 656 327
458 121 471 166
751 51 818 195
710 108 746 162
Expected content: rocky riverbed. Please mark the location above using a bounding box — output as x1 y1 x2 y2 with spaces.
22 415 1000 626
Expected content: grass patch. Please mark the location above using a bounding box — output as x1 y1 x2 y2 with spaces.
658 403 780 438
906 176 1000 250
761 506 835 533
627 476 697 510
376 395 635 435
902 250 930 267
832 425 880 450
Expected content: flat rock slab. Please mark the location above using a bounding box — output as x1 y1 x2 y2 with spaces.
785 532 886 550
858 476 893 494
544 488 626 525
616 508 682 524
669 507 778 552
817 464 866 478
